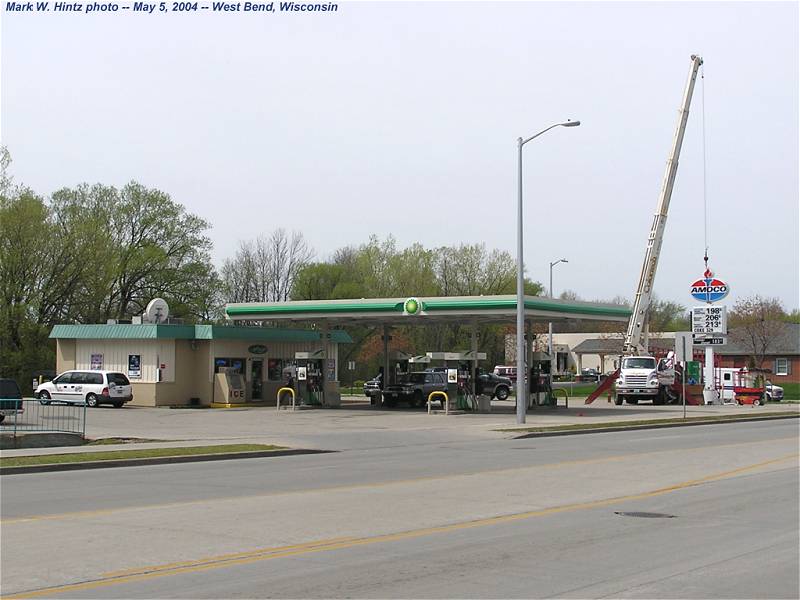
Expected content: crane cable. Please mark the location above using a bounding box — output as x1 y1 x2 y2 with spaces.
701 63 710 271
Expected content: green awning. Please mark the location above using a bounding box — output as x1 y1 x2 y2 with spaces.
49 324 352 343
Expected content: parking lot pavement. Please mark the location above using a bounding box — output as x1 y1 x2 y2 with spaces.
1 397 796 457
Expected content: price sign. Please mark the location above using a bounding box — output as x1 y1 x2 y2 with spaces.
692 306 727 335
692 336 727 346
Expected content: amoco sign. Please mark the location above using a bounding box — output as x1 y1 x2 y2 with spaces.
690 269 729 303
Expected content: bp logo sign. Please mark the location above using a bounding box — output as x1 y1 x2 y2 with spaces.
690 270 729 303
403 297 422 315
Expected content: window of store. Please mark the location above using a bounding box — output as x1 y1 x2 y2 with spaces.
267 359 284 381
214 358 245 374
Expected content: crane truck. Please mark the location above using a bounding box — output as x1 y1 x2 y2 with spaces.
614 54 703 405
585 55 704 406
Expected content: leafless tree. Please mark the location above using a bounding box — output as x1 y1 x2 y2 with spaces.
729 295 789 369
221 229 313 303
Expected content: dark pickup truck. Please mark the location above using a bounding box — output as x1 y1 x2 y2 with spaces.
0 378 24 423
382 371 448 408
475 372 512 400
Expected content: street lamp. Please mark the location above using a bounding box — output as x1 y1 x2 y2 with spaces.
516 120 580 425
548 258 568 375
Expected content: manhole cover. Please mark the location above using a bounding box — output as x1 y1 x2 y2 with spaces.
615 511 676 518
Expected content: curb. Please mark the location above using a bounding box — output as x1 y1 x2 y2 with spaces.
0 448 334 476
512 414 800 439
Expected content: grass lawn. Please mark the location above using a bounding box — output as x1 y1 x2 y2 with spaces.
497 411 799 433
776 382 800 401
1 444 284 468
559 382 800 401
558 384 600 396
87 437 170 445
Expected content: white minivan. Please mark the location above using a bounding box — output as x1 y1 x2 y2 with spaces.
35 370 133 408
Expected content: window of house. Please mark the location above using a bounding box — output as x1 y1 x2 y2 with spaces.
775 358 789 376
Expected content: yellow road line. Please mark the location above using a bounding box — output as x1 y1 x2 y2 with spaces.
101 536 358 578
3 452 796 600
2 435 796 526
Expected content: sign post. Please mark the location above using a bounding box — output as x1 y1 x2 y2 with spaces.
690 269 729 405
674 333 694 363
682 357 686 418
675 333 693 419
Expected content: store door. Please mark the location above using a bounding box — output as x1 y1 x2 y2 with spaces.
251 359 264 400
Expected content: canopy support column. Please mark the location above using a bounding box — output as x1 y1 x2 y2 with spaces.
381 324 390 407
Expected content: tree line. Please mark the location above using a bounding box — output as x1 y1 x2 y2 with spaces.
2 154 794 385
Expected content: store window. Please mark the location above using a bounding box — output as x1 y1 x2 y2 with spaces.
214 358 245 374
268 359 284 381
775 358 789 376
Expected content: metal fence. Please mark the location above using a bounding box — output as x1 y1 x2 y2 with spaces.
0 400 87 437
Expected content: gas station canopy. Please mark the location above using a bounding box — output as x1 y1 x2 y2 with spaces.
225 295 631 326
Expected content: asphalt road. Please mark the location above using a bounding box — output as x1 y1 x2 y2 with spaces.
2 420 798 599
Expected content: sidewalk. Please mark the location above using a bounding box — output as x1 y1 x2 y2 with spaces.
2 397 797 458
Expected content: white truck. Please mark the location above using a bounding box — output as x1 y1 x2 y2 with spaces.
614 355 677 405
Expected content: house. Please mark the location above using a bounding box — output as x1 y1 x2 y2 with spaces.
716 322 799 383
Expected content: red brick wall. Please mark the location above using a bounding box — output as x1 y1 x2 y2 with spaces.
716 355 799 384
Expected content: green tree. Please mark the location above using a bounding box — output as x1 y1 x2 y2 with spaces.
0 171 218 387
782 309 800 324
293 263 366 301
647 295 687 332
0 190 54 386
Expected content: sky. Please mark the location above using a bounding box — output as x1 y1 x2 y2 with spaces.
2 1 798 310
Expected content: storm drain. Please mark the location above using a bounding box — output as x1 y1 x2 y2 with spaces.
614 511 676 518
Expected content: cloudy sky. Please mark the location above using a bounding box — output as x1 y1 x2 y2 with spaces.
2 1 798 310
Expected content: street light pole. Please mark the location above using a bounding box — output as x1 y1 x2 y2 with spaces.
548 258 568 367
516 120 580 425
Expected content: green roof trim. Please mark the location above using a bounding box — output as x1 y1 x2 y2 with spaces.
225 295 631 319
225 301 403 316
49 324 195 340
424 297 632 317
49 324 352 344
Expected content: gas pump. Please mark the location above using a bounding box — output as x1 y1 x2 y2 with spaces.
391 351 413 385
425 351 486 411
460 350 486 410
295 350 326 406
530 352 553 407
